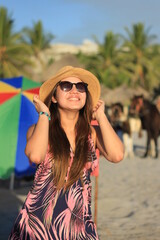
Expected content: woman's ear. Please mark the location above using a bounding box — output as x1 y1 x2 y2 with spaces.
52 96 57 103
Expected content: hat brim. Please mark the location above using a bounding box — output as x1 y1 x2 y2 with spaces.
39 66 100 107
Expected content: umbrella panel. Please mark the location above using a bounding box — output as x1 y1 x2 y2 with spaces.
0 95 20 178
0 77 41 179
15 95 38 177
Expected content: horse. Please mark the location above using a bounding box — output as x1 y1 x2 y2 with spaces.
108 102 135 158
109 103 130 134
129 95 160 158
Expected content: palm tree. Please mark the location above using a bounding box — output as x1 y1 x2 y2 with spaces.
98 31 120 67
96 31 131 88
76 51 102 81
77 31 130 88
0 7 32 78
21 21 54 65
122 22 159 90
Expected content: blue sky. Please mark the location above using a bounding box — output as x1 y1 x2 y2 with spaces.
1 0 160 45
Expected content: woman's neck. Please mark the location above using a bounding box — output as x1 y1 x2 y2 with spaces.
58 110 79 152
59 112 79 152
59 109 79 131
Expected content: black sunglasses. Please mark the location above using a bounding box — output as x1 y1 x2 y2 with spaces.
57 81 88 93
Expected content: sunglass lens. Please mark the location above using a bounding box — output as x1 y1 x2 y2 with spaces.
59 81 88 92
76 82 87 92
59 82 72 92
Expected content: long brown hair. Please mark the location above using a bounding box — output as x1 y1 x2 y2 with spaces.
44 88 93 190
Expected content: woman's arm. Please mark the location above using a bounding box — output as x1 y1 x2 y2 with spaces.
25 95 50 164
92 100 124 163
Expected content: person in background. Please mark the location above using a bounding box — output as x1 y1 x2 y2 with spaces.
9 66 124 240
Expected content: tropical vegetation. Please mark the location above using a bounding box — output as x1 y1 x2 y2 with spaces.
0 7 32 78
0 6 160 92
21 20 54 66
77 24 160 91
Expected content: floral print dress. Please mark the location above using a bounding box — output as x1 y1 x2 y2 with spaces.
9 136 99 240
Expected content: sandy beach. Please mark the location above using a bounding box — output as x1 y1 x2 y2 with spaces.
93 155 160 240
0 132 160 240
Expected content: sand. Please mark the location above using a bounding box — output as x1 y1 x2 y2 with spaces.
92 155 160 240
0 132 160 240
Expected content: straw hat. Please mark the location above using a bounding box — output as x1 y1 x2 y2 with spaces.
39 66 101 107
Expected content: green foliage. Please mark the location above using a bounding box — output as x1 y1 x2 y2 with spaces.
0 7 32 78
99 31 121 62
76 51 103 82
77 25 160 92
0 6 160 92
121 22 160 91
124 23 156 50
21 20 54 56
0 7 54 78
47 57 54 66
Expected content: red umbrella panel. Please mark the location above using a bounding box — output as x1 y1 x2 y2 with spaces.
0 76 41 179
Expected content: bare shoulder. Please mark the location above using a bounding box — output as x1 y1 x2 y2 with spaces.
26 124 36 140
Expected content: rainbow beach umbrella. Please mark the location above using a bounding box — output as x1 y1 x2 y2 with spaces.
0 76 41 179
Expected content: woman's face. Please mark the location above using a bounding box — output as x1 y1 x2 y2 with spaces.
52 77 87 112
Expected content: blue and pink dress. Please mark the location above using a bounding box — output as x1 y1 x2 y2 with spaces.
9 136 99 240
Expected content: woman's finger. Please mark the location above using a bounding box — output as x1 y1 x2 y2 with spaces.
33 95 39 103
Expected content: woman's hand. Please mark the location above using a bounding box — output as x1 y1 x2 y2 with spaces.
92 99 124 163
33 95 50 115
92 100 105 122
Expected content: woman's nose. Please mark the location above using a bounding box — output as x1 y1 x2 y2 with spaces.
70 84 78 93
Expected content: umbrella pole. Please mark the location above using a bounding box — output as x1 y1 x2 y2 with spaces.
94 175 99 226
9 172 15 190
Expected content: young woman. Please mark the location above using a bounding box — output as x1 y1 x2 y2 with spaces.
9 66 124 239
